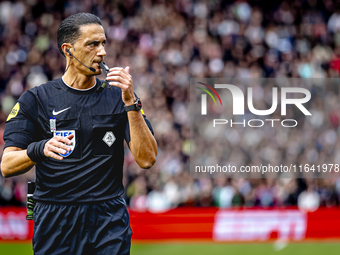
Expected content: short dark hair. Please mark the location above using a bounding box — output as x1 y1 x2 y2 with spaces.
57 13 102 57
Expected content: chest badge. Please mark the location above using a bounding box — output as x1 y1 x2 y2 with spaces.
54 130 76 157
103 131 116 147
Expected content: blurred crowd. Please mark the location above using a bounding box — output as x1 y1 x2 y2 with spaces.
1 0 340 211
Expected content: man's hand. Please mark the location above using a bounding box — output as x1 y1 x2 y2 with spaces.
44 134 74 160
105 66 135 105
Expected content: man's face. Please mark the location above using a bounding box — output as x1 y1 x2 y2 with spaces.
71 24 107 75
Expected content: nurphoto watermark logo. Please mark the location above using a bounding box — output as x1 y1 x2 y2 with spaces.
190 78 340 179
196 82 311 128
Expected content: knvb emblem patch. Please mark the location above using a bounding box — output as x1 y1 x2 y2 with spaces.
7 102 20 121
103 131 116 147
54 130 76 157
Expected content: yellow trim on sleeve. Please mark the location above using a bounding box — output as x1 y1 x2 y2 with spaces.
7 103 20 121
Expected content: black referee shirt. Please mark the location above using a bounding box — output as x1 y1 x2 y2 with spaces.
3 77 154 203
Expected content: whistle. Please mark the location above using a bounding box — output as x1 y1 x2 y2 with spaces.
96 62 111 94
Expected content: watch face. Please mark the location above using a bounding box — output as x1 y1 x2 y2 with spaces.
137 99 142 109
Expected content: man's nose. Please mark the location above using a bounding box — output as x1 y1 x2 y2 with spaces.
98 44 106 57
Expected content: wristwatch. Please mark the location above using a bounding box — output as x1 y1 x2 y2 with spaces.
125 98 142 112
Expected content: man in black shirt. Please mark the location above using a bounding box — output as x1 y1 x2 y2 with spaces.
1 13 157 255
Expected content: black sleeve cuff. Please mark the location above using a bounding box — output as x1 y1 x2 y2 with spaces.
26 139 49 163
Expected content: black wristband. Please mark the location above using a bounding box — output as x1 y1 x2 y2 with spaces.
27 139 48 163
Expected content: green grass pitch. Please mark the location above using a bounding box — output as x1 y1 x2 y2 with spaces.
1 242 340 255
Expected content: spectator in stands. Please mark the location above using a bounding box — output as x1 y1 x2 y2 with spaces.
1 0 340 209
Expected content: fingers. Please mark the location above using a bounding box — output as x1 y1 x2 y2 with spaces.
107 67 131 79
106 67 132 86
106 67 133 92
53 134 73 146
106 76 132 88
43 135 73 161
108 81 130 91
105 66 134 103
106 75 131 86
66 134 74 141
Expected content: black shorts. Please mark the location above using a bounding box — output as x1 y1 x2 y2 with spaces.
32 196 132 255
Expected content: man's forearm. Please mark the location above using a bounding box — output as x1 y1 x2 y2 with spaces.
127 111 157 168
1 148 36 178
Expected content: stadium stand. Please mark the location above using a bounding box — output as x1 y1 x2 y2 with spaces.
0 0 340 213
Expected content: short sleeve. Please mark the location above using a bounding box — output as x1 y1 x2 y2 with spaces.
3 91 38 149
124 114 154 145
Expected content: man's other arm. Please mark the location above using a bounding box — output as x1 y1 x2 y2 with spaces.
1 147 36 178
127 110 157 169
106 66 157 169
1 135 73 178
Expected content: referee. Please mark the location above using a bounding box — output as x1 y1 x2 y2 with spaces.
1 13 157 255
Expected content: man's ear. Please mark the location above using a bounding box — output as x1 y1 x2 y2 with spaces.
62 44 72 57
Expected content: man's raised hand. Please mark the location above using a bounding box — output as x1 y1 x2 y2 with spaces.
105 66 135 105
